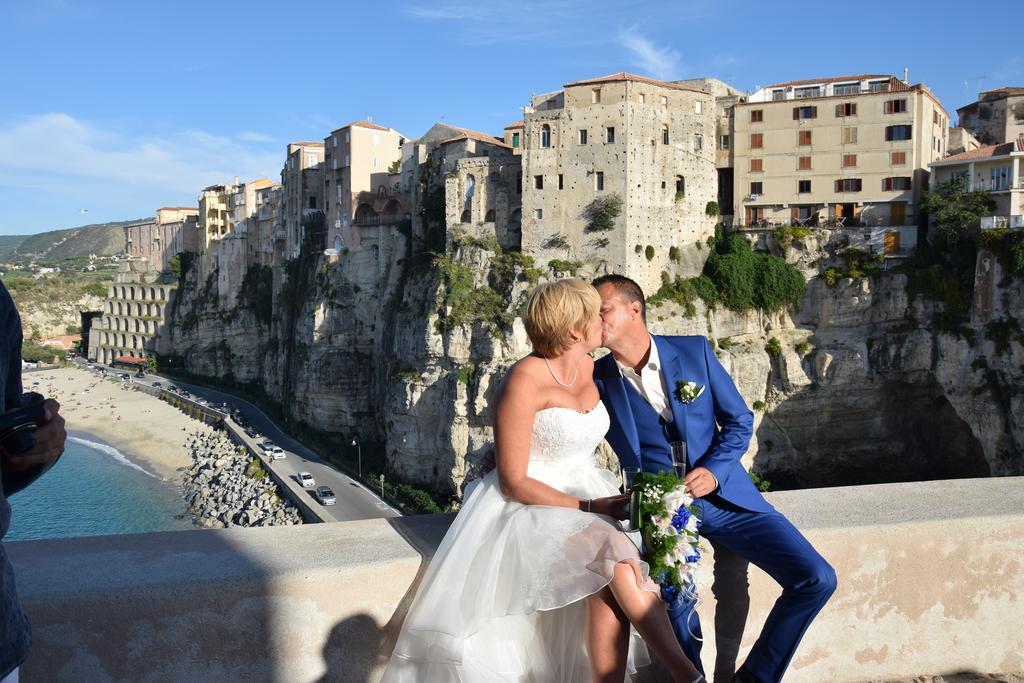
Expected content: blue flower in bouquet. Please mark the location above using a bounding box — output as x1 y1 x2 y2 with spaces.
671 508 691 532
660 582 683 605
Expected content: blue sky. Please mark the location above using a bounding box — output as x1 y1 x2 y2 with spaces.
1 0 1020 235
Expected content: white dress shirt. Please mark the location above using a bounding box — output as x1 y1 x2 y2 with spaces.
615 335 672 422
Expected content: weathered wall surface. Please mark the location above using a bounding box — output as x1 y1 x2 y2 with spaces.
10 478 1023 682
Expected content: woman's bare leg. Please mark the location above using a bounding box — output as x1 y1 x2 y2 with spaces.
607 562 701 682
585 586 629 683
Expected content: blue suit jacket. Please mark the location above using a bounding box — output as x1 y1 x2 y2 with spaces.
594 335 771 513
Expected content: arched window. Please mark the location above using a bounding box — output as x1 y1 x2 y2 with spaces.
464 175 476 200
540 124 551 148
378 185 387 198
460 209 472 223
675 176 685 196
484 209 496 222
662 125 670 145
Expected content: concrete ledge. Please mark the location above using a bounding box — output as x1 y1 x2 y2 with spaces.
6 477 1023 682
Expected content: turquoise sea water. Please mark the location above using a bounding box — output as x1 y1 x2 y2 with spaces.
5 433 193 541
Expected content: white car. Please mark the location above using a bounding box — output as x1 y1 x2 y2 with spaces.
297 472 315 488
264 446 286 460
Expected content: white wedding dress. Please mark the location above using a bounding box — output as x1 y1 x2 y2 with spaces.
382 403 659 681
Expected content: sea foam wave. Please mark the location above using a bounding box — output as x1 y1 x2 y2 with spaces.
68 436 158 479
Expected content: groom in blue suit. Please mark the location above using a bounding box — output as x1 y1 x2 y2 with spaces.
592 275 836 683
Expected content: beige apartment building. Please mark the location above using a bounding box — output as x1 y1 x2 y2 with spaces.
323 121 406 251
733 74 949 254
255 184 280 267
521 72 717 292
957 87 1024 146
123 208 198 273
279 142 325 259
930 138 1024 230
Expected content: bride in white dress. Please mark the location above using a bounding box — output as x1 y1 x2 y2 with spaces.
383 279 702 682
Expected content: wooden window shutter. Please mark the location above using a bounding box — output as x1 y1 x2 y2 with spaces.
835 179 841 192
836 104 842 117
811 106 818 118
851 103 857 116
793 107 800 120
884 100 892 114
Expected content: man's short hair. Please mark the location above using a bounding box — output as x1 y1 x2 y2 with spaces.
592 274 646 321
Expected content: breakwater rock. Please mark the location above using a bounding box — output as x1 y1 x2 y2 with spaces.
182 431 303 528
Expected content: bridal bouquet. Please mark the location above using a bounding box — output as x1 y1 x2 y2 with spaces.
631 471 702 604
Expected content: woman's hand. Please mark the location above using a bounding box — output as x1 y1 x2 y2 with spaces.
588 493 630 520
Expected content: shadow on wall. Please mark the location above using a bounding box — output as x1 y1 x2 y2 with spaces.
752 374 992 490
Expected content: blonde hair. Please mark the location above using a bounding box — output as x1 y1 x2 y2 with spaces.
523 279 601 357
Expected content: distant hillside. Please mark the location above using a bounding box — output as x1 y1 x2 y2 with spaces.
0 235 27 261
10 218 152 261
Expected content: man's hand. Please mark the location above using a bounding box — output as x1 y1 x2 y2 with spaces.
683 467 718 498
4 399 66 474
590 493 630 520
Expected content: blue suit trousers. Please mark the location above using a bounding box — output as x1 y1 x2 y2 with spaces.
668 498 837 683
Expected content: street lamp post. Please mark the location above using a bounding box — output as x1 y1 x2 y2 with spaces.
351 437 362 478
379 473 384 499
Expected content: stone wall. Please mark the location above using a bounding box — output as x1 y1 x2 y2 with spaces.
9 477 1023 682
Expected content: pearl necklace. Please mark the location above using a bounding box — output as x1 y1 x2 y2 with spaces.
543 355 578 387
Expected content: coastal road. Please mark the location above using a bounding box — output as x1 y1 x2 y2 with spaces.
73 360 397 522
145 375 399 522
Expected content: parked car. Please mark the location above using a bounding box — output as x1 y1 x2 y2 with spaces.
297 472 315 488
153 382 163 389
314 486 336 505
244 426 258 438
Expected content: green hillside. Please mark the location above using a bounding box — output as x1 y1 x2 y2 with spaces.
11 218 152 261
0 235 28 261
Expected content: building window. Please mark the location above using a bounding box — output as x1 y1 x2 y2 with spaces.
833 83 860 96
512 132 520 148
750 181 763 195
693 133 703 150
309 196 317 209
595 171 605 191
516 172 522 194
721 134 730 150
885 125 913 141
798 156 811 170
344 132 350 143
345 154 350 165
842 153 857 168
798 130 812 145
883 177 912 191
794 86 821 99
662 125 669 145
798 180 811 193
694 100 702 114
884 99 908 114
541 124 551 148
835 178 862 192
841 126 858 144
592 88 601 103
535 208 543 220
890 151 907 165
750 109 763 123
579 129 588 144
750 133 763 148
933 110 940 124
772 89 785 101
660 95 668 107
793 106 818 120
558 174 564 190
534 175 544 189
605 127 615 143
835 102 857 117
639 93 646 104
676 176 685 195
307 154 317 166
750 158 763 172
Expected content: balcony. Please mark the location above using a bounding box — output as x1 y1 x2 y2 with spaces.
981 215 1024 229
7 477 1023 681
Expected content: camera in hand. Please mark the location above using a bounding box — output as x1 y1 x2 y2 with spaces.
0 392 47 456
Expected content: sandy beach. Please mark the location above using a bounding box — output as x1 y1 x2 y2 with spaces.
24 367 214 481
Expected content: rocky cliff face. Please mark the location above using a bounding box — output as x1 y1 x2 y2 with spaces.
164 229 1023 498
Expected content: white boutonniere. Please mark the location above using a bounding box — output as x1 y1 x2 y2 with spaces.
675 380 705 404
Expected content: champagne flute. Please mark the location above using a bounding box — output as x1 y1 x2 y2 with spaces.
670 441 688 480
621 466 639 492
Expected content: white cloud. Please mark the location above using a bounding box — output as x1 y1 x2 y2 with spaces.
0 113 281 195
237 131 276 143
618 27 682 80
